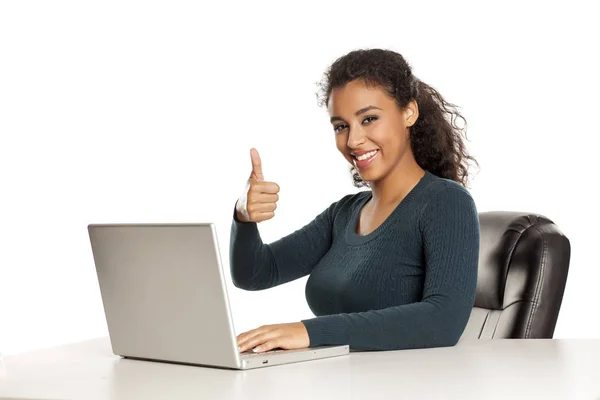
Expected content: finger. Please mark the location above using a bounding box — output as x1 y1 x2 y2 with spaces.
249 212 275 223
237 333 255 351
251 181 280 194
237 326 269 348
253 340 280 353
247 202 277 214
243 333 277 353
250 148 264 181
239 330 278 353
248 193 279 204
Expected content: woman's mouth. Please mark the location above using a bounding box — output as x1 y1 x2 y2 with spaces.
353 149 379 169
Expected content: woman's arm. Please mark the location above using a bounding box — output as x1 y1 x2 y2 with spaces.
301 187 480 350
229 197 346 291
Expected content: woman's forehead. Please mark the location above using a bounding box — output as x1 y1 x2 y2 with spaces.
328 81 392 113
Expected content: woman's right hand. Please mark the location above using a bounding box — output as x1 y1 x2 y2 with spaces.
235 148 280 223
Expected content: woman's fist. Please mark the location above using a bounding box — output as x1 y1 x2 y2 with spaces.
235 148 280 223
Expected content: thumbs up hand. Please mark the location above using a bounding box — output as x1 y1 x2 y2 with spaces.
235 148 280 223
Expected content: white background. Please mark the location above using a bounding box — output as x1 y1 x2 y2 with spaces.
1 1 598 356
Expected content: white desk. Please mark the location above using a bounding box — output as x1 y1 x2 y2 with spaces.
0 338 599 400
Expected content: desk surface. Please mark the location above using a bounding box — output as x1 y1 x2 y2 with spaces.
0 338 599 400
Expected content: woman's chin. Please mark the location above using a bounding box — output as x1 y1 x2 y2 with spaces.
351 161 383 183
356 170 380 184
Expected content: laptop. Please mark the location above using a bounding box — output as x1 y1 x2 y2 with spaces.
87 223 349 369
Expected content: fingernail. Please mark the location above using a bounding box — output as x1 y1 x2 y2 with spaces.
238 346 241 352
253 346 261 353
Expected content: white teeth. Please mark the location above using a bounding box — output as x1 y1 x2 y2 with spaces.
356 150 377 161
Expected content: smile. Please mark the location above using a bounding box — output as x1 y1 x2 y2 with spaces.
352 150 379 169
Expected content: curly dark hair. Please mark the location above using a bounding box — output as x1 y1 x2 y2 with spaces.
317 48 478 188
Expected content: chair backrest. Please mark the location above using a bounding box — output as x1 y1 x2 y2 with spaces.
460 211 570 340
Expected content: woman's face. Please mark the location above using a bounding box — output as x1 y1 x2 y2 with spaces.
328 80 418 183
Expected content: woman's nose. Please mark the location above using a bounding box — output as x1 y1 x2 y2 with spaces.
347 126 366 148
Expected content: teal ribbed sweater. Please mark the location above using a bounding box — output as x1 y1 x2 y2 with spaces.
229 171 480 350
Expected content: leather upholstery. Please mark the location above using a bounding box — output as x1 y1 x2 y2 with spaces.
460 212 570 340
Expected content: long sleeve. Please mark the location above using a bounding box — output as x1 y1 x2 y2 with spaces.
229 198 343 291
301 186 480 350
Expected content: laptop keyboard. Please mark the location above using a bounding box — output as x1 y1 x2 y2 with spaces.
242 349 286 356
241 348 311 357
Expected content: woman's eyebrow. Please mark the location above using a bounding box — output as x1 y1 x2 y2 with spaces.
330 105 382 123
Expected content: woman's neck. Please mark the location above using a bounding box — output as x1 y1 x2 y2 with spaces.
368 159 425 208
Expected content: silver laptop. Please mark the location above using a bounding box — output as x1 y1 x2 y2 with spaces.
87 223 349 369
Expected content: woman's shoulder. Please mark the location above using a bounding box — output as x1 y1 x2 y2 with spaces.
417 173 478 221
421 172 474 201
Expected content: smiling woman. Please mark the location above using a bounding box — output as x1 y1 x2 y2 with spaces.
230 48 480 353
321 49 477 189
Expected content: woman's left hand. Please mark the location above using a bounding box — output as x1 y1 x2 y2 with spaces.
237 322 310 353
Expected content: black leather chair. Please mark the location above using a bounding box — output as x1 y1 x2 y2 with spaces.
460 212 571 340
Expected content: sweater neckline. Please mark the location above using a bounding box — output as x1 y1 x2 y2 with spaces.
345 170 434 246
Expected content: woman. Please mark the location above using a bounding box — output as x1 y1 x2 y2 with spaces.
230 48 480 353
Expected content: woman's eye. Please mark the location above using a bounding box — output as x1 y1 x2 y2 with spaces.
334 117 376 133
334 124 346 133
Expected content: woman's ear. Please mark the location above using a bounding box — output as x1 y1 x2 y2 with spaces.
405 99 419 127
